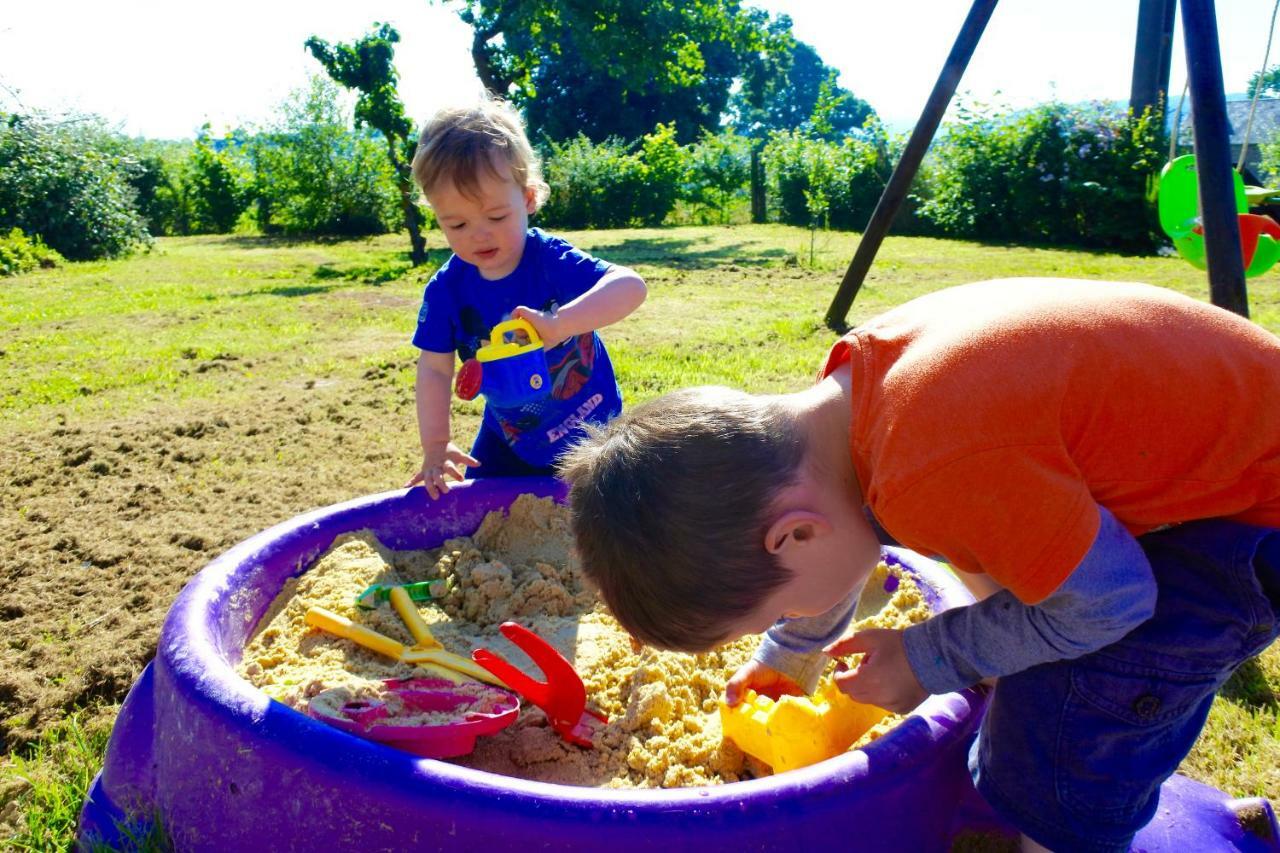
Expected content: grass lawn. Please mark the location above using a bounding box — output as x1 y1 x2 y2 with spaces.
2 224 1277 848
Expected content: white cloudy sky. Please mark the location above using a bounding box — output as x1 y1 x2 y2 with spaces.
2 1 1278 138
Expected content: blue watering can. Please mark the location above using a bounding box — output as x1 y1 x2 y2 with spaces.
455 318 551 407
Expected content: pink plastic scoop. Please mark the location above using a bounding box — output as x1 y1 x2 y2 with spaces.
308 677 520 759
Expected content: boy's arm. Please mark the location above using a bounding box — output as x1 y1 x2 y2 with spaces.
901 505 1158 695
513 265 646 347
753 588 861 693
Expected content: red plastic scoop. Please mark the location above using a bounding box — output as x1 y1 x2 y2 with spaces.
472 622 607 748
308 677 519 759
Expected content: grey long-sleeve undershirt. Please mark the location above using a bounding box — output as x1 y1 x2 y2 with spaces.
755 505 1158 696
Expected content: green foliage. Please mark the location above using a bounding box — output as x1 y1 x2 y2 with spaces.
0 113 150 260
445 0 787 144
540 124 686 229
247 77 401 237
0 227 64 276
188 128 251 234
638 123 685 225
916 101 1165 251
762 125 888 231
540 136 649 229
305 24 413 148
1247 64 1280 99
114 138 201 237
684 129 751 223
731 22 875 140
305 23 426 262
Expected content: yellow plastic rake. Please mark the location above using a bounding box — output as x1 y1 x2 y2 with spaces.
305 586 504 687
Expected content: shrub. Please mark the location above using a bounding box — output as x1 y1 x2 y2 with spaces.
0 227 64 276
540 124 685 229
684 129 751 224
247 77 401 237
188 129 251 234
0 113 150 260
762 126 888 230
121 139 195 236
916 100 1164 251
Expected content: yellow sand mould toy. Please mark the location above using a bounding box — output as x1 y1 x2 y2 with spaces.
305 585 504 687
719 679 889 773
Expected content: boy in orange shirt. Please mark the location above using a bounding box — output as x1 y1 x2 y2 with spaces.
559 278 1280 853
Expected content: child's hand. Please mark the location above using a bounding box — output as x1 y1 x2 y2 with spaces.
511 305 564 349
405 441 480 500
724 660 804 707
824 629 927 714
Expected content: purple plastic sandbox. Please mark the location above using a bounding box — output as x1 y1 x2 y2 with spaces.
77 478 1280 851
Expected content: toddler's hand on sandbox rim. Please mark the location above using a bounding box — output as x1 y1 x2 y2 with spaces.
405 442 480 500
724 660 803 707
825 629 927 715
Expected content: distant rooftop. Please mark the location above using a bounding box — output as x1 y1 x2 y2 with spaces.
1168 96 1280 146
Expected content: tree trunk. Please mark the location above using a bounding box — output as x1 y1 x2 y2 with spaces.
750 142 766 224
471 28 513 96
386 137 426 266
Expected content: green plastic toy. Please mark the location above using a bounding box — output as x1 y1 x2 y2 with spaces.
1157 154 1280 277
355 580 448 610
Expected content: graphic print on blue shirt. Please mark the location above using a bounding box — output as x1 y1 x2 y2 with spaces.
412 228 623 468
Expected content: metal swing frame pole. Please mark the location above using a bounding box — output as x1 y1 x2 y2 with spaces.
825 0 1250 325
824 0 999 331
1130 0 1178 120
1182 0 1250 317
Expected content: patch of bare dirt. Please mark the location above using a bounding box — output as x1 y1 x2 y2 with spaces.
0 357 477 753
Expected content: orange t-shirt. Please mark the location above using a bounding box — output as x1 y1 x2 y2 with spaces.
821 278 1280 603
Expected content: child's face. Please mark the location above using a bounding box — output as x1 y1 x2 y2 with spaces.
427 162 536 280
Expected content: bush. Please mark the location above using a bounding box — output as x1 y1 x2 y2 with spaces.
248 77 401 237
762 126 888 230
0 113 150 260
0 227 63 276
916 101 1164 251
540 124 685 229
188 130 251 234
684 129 750 224
126 144 185 236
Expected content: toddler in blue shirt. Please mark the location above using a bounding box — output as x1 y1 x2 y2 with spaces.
406 98 646 496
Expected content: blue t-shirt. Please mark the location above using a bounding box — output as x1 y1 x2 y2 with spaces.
412 228 624 468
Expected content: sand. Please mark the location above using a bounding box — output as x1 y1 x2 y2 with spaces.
238 494 932 787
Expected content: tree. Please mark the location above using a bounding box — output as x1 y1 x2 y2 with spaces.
247 77 402 237
305 24 426 264
189 127 250 233
1247 65 1280 98
685 129 750 223
439 0 786 144
729 18 875 140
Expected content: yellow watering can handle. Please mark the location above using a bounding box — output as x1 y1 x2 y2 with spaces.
490 318 542 346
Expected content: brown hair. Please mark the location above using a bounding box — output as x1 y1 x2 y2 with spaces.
557 387 807 652
411 97 550 209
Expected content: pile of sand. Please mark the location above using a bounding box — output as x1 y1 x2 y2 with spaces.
238 494 931 788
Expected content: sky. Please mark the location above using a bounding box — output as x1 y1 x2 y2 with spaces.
3 1 1279 140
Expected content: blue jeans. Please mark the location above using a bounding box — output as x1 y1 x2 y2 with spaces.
972 519 1280 853
466 424 556 479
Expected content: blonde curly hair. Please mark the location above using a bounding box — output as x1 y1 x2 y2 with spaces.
411 97 549 210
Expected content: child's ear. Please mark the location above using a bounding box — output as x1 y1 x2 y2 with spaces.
523 186 537 214
764 510 832 555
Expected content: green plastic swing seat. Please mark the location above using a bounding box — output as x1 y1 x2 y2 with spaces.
1157 154 1280 277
